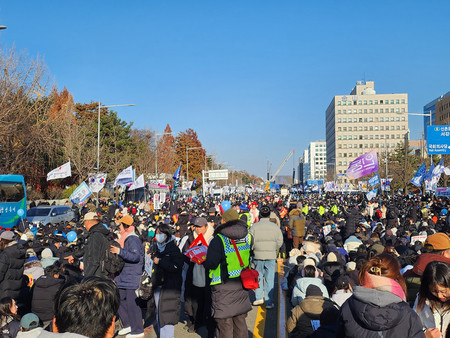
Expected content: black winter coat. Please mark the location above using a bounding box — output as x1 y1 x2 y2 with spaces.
32 275 64 322
338 286 425 338
0 242 26 299
152 239 184 327
342 207 361 239
73 223 109 277
203 219 252 319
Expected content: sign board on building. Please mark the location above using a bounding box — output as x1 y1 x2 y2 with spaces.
307 180 323 186
427 125 450 154
208 169 229 181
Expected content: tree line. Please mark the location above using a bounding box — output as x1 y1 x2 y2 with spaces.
0 47 260 199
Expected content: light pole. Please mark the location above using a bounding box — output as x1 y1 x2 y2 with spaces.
97 103 135 172
0 26 6 30
397 111 433 165
154 131 178 180
186 146 202 182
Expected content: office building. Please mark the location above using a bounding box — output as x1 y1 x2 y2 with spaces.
326 81 408 182
304 141 326 181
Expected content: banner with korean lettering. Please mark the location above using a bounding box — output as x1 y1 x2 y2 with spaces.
428 125 450 154
346 151 379 180
368 174 380 187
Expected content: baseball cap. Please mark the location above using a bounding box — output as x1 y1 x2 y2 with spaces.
20 313 40 329
117 215 133 226
424 233 450 251
193 217 207 227
0 231 14 241
83 212 99 221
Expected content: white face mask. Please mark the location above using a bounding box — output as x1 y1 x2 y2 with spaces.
155 233 166 243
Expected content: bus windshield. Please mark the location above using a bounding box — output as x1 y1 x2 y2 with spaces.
0 182 25 202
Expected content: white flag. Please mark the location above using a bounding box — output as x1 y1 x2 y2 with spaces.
88 173 107 193
47 161 71 181
444 167 450 176
129 174 145 191
114 166 134 187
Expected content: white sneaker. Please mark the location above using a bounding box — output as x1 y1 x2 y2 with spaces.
126 334 144 338
253 299 264 306
118 327 131 335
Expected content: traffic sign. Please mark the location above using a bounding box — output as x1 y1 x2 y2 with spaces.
427 125 450 154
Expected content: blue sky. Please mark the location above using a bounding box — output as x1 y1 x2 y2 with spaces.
1 1 449 179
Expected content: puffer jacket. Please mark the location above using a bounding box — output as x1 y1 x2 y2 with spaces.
291 277 329 306
203 219 252 319
73 223 110 277
289 209 306 237
114 231 144 289
32 275 64 322
152 238 184 327
413 296 450 336
287 296 338 338
0 241 26 299
338 286 425 338
249 217 283 260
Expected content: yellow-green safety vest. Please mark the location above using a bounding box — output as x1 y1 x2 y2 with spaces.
239 212 252 228
209 233 251 285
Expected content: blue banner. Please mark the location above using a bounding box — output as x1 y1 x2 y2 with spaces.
427 125 450 154
368 174 380 187
411 163 426 187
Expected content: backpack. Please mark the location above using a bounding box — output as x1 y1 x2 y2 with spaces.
102 238 125 275
387 207 396 219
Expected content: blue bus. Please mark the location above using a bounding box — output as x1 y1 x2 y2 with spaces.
0 175 27 229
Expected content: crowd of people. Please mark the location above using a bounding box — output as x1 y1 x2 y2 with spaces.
0 191 450 338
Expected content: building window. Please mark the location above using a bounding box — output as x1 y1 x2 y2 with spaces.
390 108 394 112
386 126 389 130
396 108 399 113
390 100 394 104
364 109 368 113
402 117 405 121
402 126 406 130
369 109 373 113
337 101 341 105
364 100 367 105
401 99 405 104
375 100 378 104
396 99 399 104
375 135 379 139
401 108 405 112
370 135 374 139
358 109 362 113
338 118 341 123
390 117 394 121
369 118 373 122
380 108 384 113
380 117 384 122
343 109 346 114
343 136 347 140
358 101 362 105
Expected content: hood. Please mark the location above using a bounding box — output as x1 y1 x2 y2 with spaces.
214 219 248 240
413 253 450 276
88 222 110 235
289 209 302 217
348 286 406 331
35 275 64 288
299 296 334 318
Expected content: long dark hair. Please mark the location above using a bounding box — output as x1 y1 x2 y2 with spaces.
0 297 19 322
417 261 450 312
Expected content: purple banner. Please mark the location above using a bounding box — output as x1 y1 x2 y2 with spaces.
346 150 378 180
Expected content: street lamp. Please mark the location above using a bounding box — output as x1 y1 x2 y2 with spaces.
0 26 6 30
186 146 202 182
97 103 135 172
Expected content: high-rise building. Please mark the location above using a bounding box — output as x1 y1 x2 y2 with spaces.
432 92 450 126
304 141 326 181
326 81 408 182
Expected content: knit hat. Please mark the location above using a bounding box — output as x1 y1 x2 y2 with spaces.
41 248 53 259
303 258 316 268
424 233 450 251
222 209 239 223
327 252 338 262
193 217 207 227
83 212 99 221
0 231 14 240
305 285 323 297
260 206 271 218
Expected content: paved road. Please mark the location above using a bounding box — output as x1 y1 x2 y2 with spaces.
117 259 289 338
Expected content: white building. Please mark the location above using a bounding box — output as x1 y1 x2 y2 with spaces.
304 141 326 181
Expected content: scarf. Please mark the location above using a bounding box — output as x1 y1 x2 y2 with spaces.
362 271 406 301
118 226 135 248
157 235 175 252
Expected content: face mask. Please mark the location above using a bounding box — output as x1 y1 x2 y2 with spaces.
155 234 166 243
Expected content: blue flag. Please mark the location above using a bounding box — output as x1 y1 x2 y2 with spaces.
366 188 378 201
191 177 197 190
411 163 426 187
424 163 435 181
172 164 181 181
368 174 380 187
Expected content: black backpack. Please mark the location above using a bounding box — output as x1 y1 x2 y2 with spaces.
102 238 125 275
387 207 396 219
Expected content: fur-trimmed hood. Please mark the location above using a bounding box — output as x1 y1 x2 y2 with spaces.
214 219 248 240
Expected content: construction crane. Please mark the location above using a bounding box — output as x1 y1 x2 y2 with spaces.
265 149 294 190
